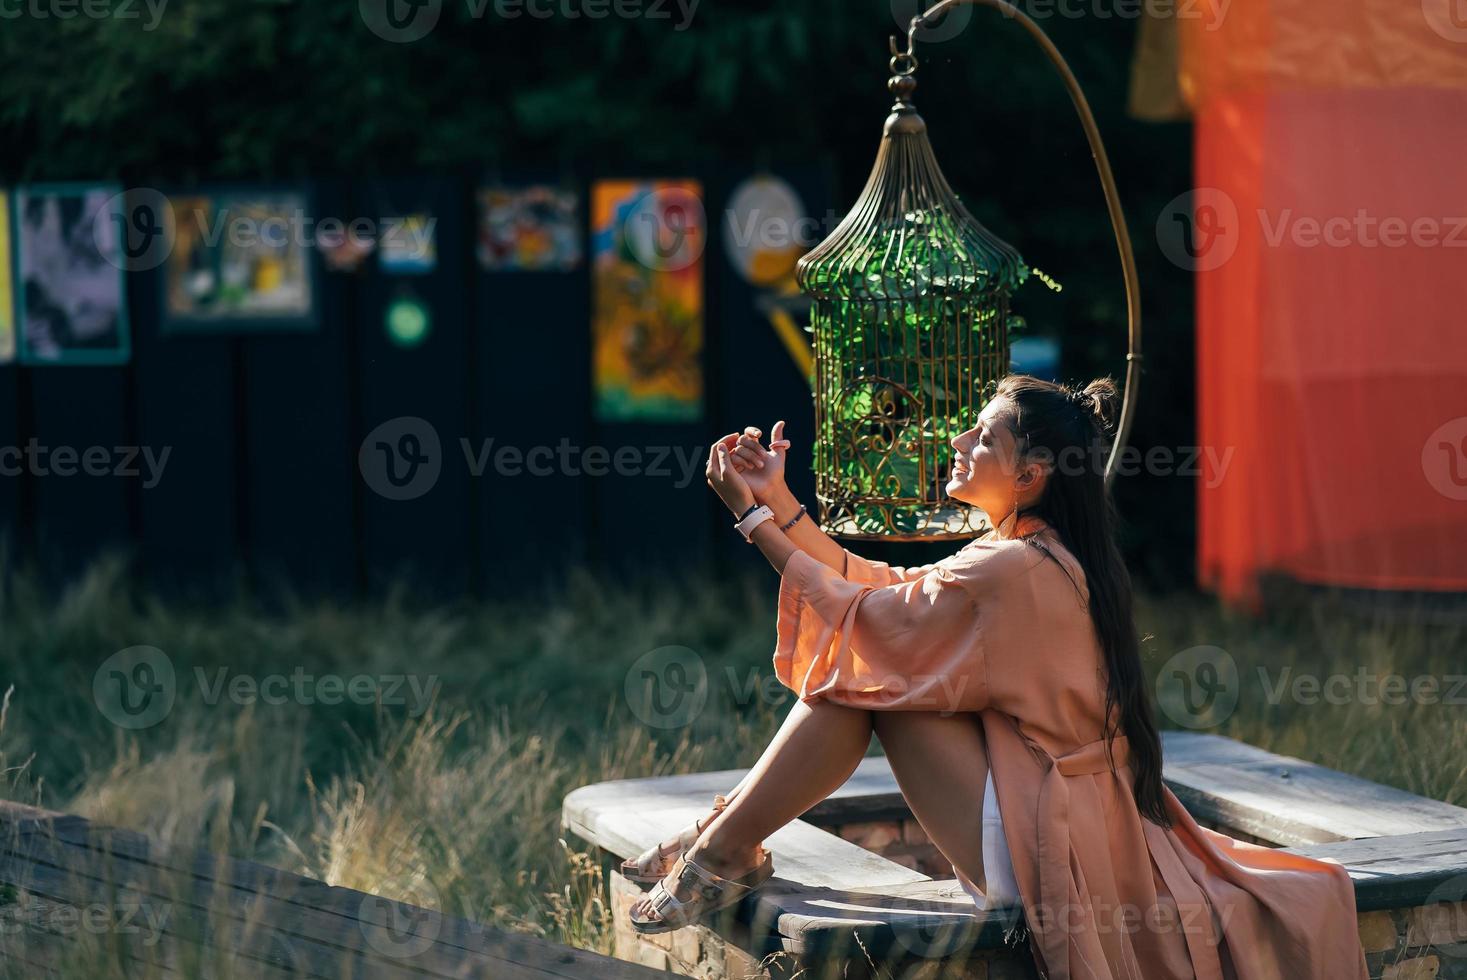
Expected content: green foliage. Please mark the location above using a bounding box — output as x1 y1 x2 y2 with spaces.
0 0 863 180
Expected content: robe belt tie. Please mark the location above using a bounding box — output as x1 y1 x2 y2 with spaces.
1031 734 1225 980
1033 735 1130 980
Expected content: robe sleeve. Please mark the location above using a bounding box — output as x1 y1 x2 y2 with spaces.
840 547 944 587
774 546 992 713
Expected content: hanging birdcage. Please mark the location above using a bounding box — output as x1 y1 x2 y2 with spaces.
796 64 1029 540
796 0 1142 541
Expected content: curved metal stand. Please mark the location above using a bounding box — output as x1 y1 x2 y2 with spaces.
894 0 1144 486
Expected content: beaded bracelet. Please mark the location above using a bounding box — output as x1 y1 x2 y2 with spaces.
779 504 808 531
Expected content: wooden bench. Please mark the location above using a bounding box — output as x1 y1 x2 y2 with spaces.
564 731 1467 979
0 801 670 979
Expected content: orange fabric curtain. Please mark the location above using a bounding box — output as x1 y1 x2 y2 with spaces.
1184 3 1467 603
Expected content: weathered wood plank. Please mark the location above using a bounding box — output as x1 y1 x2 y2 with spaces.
0 847 649 980
1290 827 1467 912
0 911 186 980
0 802 669 980
570 734 1467 853
746 878 1022 960
1159 732 1467 846
567 732 1467 959
746 829 1467 958
563 770 926 891
0 849 412 979
0 891 311 980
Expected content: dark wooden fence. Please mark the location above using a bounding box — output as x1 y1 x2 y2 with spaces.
0 166 899 603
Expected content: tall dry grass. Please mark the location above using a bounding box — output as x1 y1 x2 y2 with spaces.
0 556 1461 977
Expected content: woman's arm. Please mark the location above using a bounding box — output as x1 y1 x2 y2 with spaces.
761 483 851 577
708 434 802 577
713 434 994 713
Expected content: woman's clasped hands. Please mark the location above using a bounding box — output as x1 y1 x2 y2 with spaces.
704 420 791 517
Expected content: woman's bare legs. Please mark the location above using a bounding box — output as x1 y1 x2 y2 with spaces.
631 698 873 916
629 697 838 863
872 710 990 891
631 704 995 920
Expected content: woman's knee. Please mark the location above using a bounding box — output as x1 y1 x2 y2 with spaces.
872 708 964 736
802 697 876 731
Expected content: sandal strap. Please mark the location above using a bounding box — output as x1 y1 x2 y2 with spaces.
629 804 722 875
634 849 774 930
629 837 678 877
644 858 742 926
645 879 691 922
624 797 733 879
674 852 764 901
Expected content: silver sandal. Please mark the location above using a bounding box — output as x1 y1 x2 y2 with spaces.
628 846 774 935
620 794 729 885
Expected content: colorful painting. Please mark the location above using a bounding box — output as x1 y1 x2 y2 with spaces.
162 191 316 331
591 180 704 423
14 184 130 365
0 191 13 365
378 212 437 274
476 185 580 271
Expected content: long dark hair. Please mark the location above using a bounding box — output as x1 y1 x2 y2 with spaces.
994 373 1170 827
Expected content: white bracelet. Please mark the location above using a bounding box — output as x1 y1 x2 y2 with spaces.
734 504 776 543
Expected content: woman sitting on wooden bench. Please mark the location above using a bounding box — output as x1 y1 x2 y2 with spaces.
625 373 1369 980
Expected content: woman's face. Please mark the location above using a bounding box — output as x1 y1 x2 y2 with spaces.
946 395 1026 521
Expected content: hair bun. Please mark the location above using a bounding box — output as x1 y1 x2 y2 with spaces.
1071 378 1119 433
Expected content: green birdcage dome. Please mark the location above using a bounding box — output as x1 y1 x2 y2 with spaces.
796 70 1030 540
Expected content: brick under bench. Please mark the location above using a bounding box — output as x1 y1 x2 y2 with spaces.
562 732 1467 979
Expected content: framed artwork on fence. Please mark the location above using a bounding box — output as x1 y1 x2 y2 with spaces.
591 179 704 423
13 184 131 366
721 174 808 287
319 220 376 273
377 212 437 274
476 185 581 271
0 190 13 365
160 189 318 332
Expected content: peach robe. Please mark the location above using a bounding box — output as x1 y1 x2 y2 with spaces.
773 515 1369 980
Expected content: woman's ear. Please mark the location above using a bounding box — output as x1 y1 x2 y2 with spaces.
1016 459 1048 497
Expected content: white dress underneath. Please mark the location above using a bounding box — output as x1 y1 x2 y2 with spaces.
952 769 1021 909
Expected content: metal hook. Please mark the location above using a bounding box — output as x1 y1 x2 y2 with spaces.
888 9 923 75
889 1 937 69
888 15 921 59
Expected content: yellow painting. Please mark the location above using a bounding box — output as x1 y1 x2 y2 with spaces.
591 180 704 422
